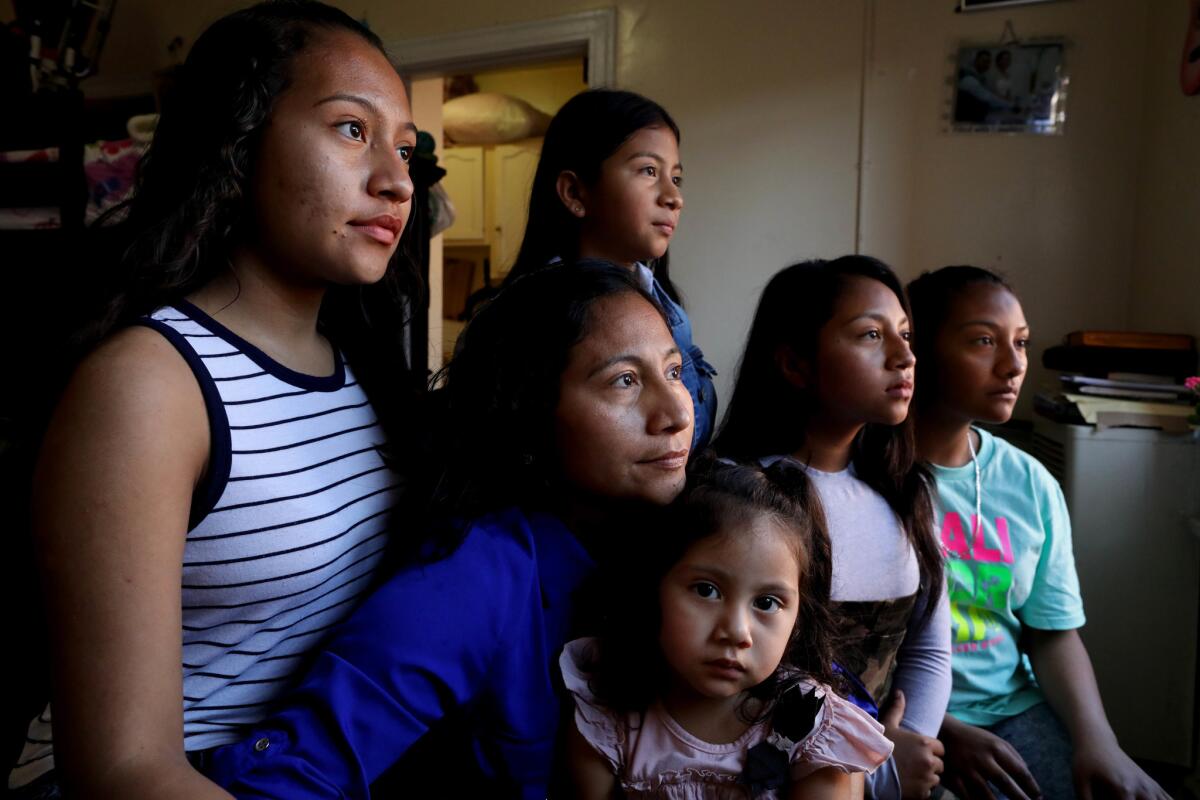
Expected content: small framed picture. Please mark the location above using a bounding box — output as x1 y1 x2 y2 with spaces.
947 40 1068 134
958 0 1066 11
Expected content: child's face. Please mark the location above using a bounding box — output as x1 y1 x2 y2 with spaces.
658 517 801 701
809 276 915 428
576 125 683 267
931 284 1028 424
248 30 416 287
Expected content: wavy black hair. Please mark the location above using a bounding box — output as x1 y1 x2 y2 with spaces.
409 259 664 561
78 0 422 450
906 265 1014 410
713 256 942 616
580 456 841 722
502 88 684 303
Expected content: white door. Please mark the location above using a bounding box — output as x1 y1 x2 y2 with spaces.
442 146 485 242
489 139 541 276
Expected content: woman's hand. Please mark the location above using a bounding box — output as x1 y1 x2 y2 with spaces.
880 690 945 799
938 714 1040 800
1071 736 1171 800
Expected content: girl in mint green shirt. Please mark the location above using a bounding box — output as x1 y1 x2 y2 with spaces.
907 267 1167 800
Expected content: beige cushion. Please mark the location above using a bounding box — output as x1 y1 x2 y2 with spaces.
443 93 551 145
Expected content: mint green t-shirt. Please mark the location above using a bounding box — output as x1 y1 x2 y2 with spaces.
930 428 1086 726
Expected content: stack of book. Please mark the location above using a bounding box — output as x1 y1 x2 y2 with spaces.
1059 373 1194 402
1036 331 1198 431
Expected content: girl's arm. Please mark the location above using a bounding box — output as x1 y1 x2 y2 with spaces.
36 329 232 799
564 717 618 800
1026 628 1170 800
1019 473 1166 799
875 586 951 799
890 585 952 735
787 766 856 800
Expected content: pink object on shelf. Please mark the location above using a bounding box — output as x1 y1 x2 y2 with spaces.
84 138 146 224
0 147 60 164
0 207 61 230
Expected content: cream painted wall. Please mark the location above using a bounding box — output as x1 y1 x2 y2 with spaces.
382 0 869 406
608 0 867 405
410 76 446 374
82 0 868 408
1129 0 1200 343
79 1 1193 417
858 0 1153 417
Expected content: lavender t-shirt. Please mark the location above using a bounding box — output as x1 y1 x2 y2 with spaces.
762 456 952 799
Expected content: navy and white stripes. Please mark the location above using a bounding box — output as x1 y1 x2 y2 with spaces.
11 301 397 788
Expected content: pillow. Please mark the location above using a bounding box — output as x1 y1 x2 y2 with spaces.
442 92 551 145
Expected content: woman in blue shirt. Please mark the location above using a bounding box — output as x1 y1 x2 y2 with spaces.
205 261 694 798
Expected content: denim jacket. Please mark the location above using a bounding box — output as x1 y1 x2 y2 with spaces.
639 266 718 451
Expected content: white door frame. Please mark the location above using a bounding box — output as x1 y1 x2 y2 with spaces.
392 10 615 371
387 8 616 87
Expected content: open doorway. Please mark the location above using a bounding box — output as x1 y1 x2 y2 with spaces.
428 59 586 362
394 9 614 371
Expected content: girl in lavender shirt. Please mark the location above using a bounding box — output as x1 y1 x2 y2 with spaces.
715 256 952 800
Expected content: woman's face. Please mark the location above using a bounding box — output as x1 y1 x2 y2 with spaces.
929 283 1029 424
247 29 416 287
555 292 693 505
575 125 683 267
807 275 916 428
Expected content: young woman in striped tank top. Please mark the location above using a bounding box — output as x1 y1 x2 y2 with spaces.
10 3 420 798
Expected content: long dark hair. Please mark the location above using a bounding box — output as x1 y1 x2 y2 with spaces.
411 259 662 560
906 265 1014 410
502 88 683 303
78 0 422 450
582 456 841 720
713 256 942 613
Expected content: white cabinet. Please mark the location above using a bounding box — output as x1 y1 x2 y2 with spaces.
441 146 485 242
1030 420 1200 767
487 140 540 275
441 139 541 277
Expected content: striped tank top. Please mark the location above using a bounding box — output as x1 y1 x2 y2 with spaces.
11 300 398 788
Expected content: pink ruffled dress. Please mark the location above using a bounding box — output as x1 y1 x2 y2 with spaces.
560 638 893 799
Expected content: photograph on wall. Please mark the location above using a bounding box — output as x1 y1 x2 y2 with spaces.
949 40 1067 134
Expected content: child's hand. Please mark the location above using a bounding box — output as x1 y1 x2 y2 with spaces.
880 690 945 799
938 714 1039 800
1072 737 1171 800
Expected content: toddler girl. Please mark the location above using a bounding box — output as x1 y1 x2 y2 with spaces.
562 458 892 799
